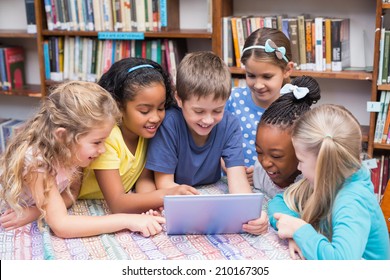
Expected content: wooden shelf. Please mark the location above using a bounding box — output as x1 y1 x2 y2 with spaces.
362 125 369 143
230 67 372 81
0 30 36 38
41 29 212 39
0 84 42 98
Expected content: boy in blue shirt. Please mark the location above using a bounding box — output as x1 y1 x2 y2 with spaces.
146 51 268 235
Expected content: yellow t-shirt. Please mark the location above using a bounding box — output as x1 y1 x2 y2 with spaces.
78 125 147 199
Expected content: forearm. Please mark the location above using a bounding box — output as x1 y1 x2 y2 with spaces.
226 166 252 193
47 213 135 238
268 193 300 229
107 191 167 214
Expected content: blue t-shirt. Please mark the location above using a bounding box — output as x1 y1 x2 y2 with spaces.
226 86 265 167
146 106 245 186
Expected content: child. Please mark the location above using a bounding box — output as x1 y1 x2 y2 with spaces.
270 104 390 260
253 75 321 199
226 28 295 184
0 81 164 238
146 51 268 235
79 58 198 214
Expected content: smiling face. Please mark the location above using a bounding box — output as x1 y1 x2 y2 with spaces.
121 82 166 140
245 58 292 109
292 139 317 185
74 120 115 167
255 124 300 188
176 93 226 146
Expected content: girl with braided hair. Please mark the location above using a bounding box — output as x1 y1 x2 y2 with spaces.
226 28 295 185
0 81 165 238
253 75 321 199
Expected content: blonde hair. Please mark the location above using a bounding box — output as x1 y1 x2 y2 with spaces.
0 81 121 228
284 104 362 239
176 51 231 102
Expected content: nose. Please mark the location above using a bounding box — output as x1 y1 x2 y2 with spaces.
98 144 106 154
260 155 273 168
253 78 265 90
202 114 214 125
149 110 162 123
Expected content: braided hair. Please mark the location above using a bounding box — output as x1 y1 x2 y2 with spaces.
259 75 321 130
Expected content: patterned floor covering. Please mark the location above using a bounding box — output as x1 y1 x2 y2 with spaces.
0 180 291 260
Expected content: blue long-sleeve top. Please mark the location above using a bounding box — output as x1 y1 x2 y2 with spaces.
268 167 390 260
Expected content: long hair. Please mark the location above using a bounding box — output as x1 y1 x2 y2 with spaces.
284 104 362 239
0 81 121 228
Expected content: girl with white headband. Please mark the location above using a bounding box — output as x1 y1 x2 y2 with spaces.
225 27 295 185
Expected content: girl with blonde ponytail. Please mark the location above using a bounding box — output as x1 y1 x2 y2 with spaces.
269 104 389 260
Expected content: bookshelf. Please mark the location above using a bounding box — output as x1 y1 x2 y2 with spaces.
369 0 390 156
0 0 377 145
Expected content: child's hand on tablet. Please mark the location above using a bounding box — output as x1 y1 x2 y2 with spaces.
242 210 269 235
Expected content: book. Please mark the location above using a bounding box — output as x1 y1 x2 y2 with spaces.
0 48 9 90
297 15 307 70
305 18 315 71
3 46 26 90
314 17 324 71
374 91 387 143
0 119 24 154
230 17 241 68
383 30 390 84
24 0 37 33
325 18 332 71
331 18 350 71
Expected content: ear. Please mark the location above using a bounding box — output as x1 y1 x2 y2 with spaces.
174 91 183 108
283 62 295 78
53 127 67 143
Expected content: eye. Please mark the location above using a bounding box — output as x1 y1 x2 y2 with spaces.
158 107 165 112
139 110 149 115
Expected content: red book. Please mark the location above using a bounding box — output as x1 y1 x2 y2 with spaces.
3 46 26 90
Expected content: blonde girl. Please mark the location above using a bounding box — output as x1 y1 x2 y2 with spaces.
270 104 389 259
0 81 164 238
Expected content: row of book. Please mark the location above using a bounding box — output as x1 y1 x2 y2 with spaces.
0 46 26 91
0 118 25 155
44 36 186 84
44 0 171 32
377 28 390 85
371 154 390 204
374 91 390 144
222 14 350 72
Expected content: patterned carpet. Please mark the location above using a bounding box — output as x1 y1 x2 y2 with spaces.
0 180 291 260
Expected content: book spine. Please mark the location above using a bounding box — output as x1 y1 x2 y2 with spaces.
24 0 37 33
314 17 323 71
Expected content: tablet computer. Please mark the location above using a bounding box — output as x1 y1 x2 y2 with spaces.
164 193 264 235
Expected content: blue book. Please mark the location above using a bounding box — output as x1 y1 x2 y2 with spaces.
43 41 51 79
0 48 9 90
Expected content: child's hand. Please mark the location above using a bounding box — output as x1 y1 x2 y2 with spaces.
245 166 254 186
166 185 200 196
242 210 269 235
0 207 40 230
273 213 307 239
288 239 305 260
142 209 162 217
127 214 166 237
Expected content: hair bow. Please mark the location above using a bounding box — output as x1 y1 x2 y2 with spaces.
264 39 288 62
280 83 309 99
241 39 289 62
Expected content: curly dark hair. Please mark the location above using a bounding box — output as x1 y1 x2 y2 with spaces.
98 57 174 109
